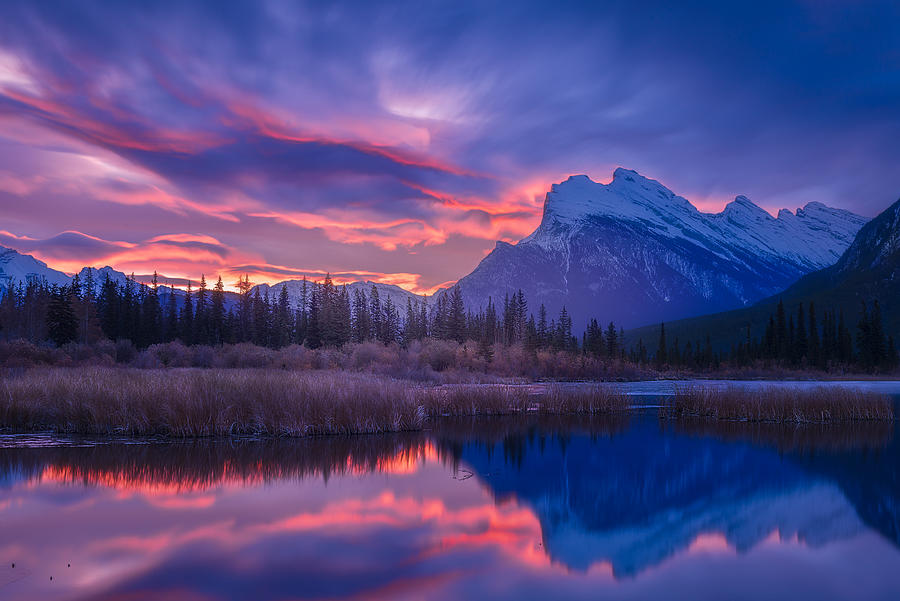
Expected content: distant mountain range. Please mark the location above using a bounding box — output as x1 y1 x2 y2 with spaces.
450 168 867 328
629 197 900 351
0 245 425 313
0 246 71 291
253 280 425 313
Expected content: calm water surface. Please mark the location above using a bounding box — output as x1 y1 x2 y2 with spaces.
3 381 900 600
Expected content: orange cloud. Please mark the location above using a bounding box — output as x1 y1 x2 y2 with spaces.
222 97 481 178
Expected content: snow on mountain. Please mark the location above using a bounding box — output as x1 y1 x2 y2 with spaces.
544 481 861 577
252 280 428 310
527 169 863 270
0 245 71 291
0 244 426 317
453 168 867 328
626 197 900 350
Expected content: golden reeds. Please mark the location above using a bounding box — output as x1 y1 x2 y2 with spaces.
0 368 628 437
661 385 894 424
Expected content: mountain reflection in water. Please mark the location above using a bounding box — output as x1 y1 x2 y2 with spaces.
2 413 900 600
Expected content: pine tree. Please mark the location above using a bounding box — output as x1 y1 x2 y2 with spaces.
352 288 370 343
46 285 78 347
236 274 253 343
275 284 291 348
306 286 322 349
98 274 120 340
369 285 382 342
195 275 208 345
211 277 226 344
251 288 267 346
764 315 776 359
838 310 853 364
479 297 497 361
537 304 548 349
605 321 618 358
887 336 899 370
447 287 466 343
380 297 399 344
524 314 538 354
656 322 667 367
295 276 309 345
335 285 352 346
418 297 428 339
142 272 161 346
776 299 787 360
164 283 178 342
808 301 821 367
402 298 417 347
180 281 194 342
795 303 807 363
554 306 572 351
871 300 887 368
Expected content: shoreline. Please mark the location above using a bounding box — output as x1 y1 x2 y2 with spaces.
0 367 895 439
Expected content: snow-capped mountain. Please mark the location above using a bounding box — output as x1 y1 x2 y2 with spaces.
453 168 867 328
0 248 186 298
636 196 900 350
0 244 427 315
253 280 427 310
0 245 72 292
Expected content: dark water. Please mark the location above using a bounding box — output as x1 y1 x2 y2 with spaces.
3 387 900 600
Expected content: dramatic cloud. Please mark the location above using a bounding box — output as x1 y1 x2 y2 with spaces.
1 0 898 291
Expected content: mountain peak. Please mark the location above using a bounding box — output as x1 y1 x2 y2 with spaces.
722 195 771 219
537 167 688 229
611 167 640 182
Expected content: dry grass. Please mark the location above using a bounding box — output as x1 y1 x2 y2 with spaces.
0 368 425 437
420 383 627 416
0 368 628 437
661 385 894 423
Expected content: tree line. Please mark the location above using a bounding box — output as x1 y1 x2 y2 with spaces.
0 270 628 360
651 299 899 372
3 270 896 372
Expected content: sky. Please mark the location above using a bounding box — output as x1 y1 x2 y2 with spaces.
1 0 899 293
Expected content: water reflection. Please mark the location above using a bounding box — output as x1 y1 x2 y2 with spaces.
2 414 900 600
434 417 899 577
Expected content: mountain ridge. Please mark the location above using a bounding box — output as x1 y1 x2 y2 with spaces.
0 245 425 313
451 168 867 328
626 197 900 351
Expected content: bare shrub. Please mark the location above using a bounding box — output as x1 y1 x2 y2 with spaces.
114 339 137 364
147 341 193 367
419 339 459 372
221 343 276 368
190 344 218 368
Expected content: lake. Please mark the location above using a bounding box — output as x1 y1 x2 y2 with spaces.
3 381 900 600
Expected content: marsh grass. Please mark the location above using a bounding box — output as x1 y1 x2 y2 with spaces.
420 383 627 416
0 368 628 437
3 369 889 437
0 368 426 437
662 385 894 424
